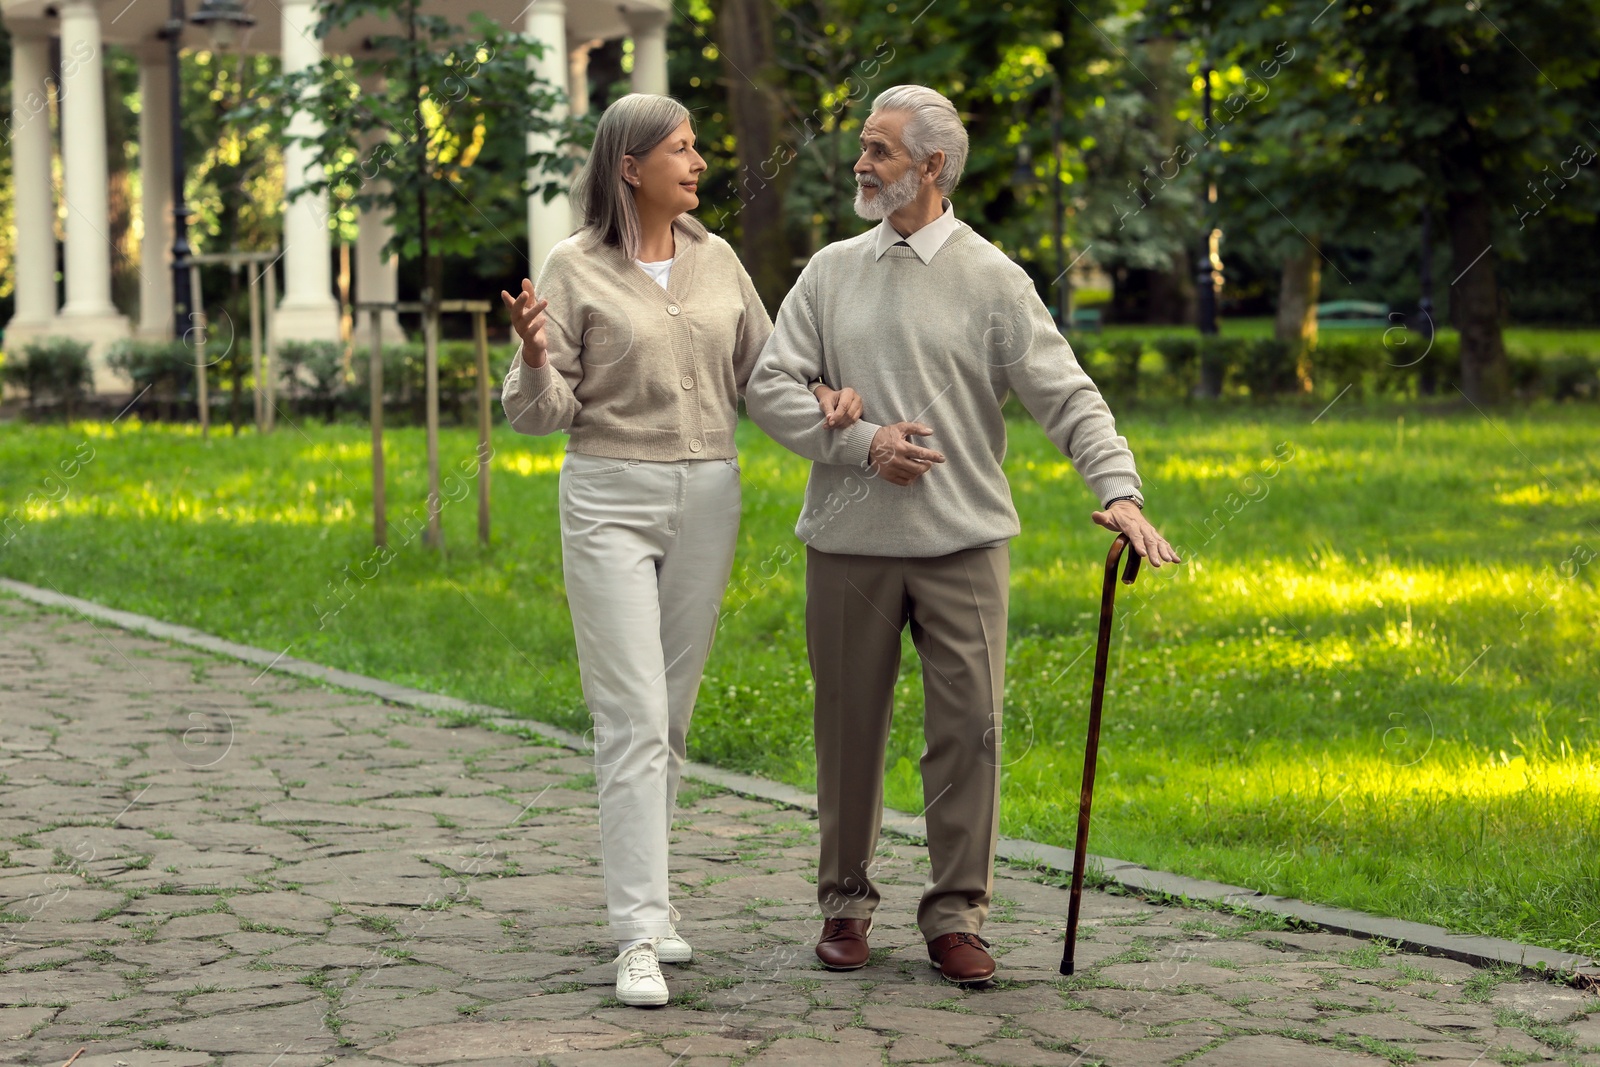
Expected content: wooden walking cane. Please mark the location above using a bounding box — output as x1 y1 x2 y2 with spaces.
1061 532 1141 975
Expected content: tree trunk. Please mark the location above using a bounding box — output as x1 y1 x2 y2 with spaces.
1275 245 1320 390
713 0 792 307
1446 190 1508 403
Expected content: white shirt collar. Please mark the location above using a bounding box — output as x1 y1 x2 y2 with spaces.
873 198 958 264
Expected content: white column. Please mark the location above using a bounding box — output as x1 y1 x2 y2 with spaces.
355 186 407 345
525 0 571 279
3 20 58 357
274 0 340 342
56 0 131 390
136 44 174 340
353 73 405 344
625 8 670 96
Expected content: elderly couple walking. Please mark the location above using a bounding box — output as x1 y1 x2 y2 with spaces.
499 85 1178 1007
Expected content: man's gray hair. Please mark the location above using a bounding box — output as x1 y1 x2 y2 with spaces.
572 93 708 259
870 85 968 194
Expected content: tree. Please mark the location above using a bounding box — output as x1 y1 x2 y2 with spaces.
233 0 574 309
713 0 796 305
1206 0 1600 403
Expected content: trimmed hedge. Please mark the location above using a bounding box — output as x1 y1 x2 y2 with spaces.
1 338 93 418
1074 332 1598 404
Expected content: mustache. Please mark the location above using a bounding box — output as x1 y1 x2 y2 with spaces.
856 174 882 188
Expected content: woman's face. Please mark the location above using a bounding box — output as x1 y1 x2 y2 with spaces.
623 119 706 220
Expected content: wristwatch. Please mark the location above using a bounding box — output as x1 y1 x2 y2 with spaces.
1105 495 1143 510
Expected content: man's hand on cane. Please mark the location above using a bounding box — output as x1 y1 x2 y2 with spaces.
500 278 551 369
1090 500 1182 567
868 422 945 486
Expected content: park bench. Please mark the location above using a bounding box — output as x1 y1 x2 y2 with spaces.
1316 299 1390 329
1068 307 1104 333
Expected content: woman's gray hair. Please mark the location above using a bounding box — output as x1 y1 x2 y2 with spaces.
572 93 708 258
870 85 969 194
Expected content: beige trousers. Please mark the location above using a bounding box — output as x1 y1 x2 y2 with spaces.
805 544 1009 941
559 452 742 940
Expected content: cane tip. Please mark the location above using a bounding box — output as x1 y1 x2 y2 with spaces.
1059 960 1074 976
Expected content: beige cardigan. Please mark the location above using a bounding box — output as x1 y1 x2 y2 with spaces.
501 229 772 461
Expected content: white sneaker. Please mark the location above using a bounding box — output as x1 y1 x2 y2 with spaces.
614 941 669 1007
658 904 692 963
657 927 693 963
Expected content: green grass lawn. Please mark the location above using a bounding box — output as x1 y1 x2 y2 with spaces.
2 402 1597 959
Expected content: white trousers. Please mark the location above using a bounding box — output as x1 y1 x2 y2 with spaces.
559 452 742 939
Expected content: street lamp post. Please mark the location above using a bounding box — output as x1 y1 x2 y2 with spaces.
159 0 254 345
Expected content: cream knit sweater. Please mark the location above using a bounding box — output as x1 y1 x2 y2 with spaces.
501 228 772 461
746 220 1143 558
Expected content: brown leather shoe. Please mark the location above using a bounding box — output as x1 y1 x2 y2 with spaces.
815 917 872 970
927 931 995 984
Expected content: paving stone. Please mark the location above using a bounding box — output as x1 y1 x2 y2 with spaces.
546 1051 677 1067
858 1005 999 1046
962 1038 1086 1066
1329 1013 1457 1042
744 1037 881 1066
1055 1036 1218 1065
227 891 335 933
110 939 231 971
55 1053 211 1067
1186 1034 1388 1065
0 1005 58 1039
1413 1040 1501 1059
661 1035 765 1057
143 999 340 1053
367 1020 638 1062
181 986 322 1014
1492 982 1599 1022
1069 988 1244 1025
887 1034 956 1062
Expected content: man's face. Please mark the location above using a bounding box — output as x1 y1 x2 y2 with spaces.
853 110 925 220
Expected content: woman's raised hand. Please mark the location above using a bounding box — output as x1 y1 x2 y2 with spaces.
500 278 551 368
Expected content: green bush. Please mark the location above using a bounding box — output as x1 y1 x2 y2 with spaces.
1240 338 1297 398
1103 338 1144 399
106 339 197 419
1198 337 1248 398
1153 337 1198 397
276 340 347 418
275 340 502 428
2 337 93 418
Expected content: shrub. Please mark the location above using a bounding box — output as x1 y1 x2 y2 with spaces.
276 340 347 418
1154 337 1198 397
3 337 93 418
1103 338 1145 399
1197 337 1248 398
106 339 197 420
1240 338 1298 399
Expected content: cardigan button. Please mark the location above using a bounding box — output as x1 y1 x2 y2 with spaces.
681 376 694 390
667 304 681 316
688 438 703 453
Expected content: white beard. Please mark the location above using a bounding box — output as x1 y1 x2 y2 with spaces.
854 167 922 220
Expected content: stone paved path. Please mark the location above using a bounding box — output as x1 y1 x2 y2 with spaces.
2 595 1597 1067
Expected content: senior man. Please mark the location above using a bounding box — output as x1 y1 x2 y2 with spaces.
745 85 1180 985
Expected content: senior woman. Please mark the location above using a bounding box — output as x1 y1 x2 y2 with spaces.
499 94 859 1007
